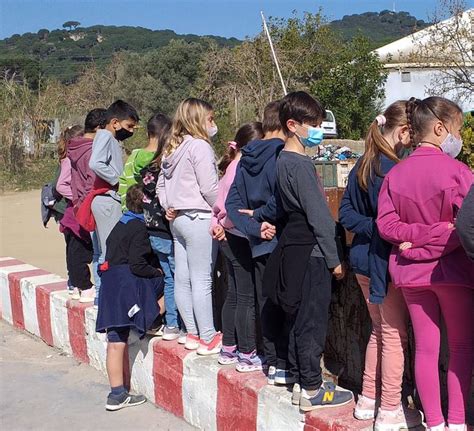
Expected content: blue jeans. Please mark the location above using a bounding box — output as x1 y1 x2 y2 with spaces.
149 236 178 328
91 231 102 305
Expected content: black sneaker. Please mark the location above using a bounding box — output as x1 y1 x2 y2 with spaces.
299 382 353 412
106 392 147 411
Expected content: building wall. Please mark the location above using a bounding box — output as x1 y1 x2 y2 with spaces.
382 67 473 112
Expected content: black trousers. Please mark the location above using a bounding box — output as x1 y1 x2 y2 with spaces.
220 232 256 353
254 254 291 369
64 231 93 290
287 256 332 390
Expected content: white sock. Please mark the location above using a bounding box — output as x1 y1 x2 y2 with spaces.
429 423 446 431
301 388 320 399
448 424 466 431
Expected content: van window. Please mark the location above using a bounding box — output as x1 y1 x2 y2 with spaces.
325 111 335 122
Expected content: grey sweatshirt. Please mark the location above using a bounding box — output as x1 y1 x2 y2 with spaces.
277 150 340 268
89 129 124 187
456 184 474 260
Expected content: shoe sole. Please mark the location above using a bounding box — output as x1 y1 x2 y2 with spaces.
300 396 353 412
374 421 422 431
274 378 297 385
354 411 376 420
218 358 239 365
292 397 301 406
197 348 220 356
106 398 146 411
177 339 186 345
236 364 263 373
79 298 95 303
185 344 199 350
162 334 180 341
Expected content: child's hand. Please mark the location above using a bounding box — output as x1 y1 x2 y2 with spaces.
332 264 345 280
260 222 276 240
447 223 454 229
165 208 178 221
239 209 254 217
399 242 413 251
212 225 226 241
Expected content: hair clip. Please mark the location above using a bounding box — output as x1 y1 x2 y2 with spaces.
228 141 237 150
376 115 387 127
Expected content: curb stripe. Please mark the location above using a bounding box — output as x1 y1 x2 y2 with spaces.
66 300 92 364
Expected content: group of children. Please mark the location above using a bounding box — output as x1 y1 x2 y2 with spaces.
47 91 473 430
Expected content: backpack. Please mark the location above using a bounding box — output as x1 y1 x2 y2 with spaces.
40 166 68 227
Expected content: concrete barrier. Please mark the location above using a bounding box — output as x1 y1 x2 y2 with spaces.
0 256 378 431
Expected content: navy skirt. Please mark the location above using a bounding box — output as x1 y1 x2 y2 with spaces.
96 264 164 338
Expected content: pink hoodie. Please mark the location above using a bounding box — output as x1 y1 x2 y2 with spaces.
211 159 240 233
377 146 474 289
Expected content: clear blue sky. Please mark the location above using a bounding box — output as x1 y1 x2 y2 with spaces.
1 0 470 40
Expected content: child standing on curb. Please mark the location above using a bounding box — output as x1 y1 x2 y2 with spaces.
157 98 221 355
140 114 181 340
339 101 422 430
377 96 474 431
270 91 352 411
211 122 265 371
96 185 164 411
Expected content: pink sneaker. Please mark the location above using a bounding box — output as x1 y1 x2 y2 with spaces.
79 286 96 303
184 334 200 350
197 332 222 356
374 404 422 431
354 394 377 420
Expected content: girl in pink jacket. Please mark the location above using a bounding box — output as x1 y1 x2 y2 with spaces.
377 96 473 431
210 122 265 372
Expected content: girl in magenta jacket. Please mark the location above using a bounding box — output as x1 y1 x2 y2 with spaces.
377 96 473 431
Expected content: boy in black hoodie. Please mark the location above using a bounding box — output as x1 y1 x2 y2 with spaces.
226 100 291 385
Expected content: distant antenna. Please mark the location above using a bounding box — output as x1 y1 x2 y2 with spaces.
260 11 287 96
392 1 396 12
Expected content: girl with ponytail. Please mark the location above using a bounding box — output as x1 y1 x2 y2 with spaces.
339 101 422 430
377 96 473 431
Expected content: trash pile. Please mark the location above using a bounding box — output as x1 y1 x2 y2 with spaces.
311 145 362 161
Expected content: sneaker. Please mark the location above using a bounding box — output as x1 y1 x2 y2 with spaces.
178 330 187 345
274 369 297 385
197 332 222 356
236 350 266 372
427 424 446 431
299 382 353 412
218 345 239 365
105 391 146 411
71 287 80 301
292 383 301 405
354 394 377 420
67 282 74 295
147 324 164 337
79 286 96 303
267 366 276 385
162 326 180 341
374 405 423 431
184 334 200 350
447 425 466 431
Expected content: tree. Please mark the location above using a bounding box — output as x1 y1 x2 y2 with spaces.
37 29 49 40
412 0 473 106
62 21 81 31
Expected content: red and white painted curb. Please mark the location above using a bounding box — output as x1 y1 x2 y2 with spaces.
0 257 372 431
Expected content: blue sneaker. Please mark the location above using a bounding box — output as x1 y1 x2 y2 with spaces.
274 369 297 385
267 366 276 385
299 382 353 412
218 345 239 365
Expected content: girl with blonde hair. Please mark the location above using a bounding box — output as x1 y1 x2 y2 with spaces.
157 98 221 355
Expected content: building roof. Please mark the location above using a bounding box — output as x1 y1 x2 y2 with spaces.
375 9 473 66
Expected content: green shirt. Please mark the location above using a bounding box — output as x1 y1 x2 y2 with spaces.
118 149 155 210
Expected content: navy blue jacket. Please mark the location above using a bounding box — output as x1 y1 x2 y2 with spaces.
225 138 284 258
339 155 396 304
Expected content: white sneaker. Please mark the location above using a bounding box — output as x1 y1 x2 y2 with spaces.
71 287 80 301
177 330 187 345
374 404 423 431
354 394 377 420
184 334 200 350
428 424 446 431
448 425 466 431
79 286 96 303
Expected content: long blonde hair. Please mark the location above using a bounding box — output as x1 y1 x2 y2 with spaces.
165 98 213 156
357 101 407 192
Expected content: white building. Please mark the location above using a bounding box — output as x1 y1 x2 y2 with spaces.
375 9 473 112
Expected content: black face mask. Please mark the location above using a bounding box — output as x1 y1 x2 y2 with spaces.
115 127 134 141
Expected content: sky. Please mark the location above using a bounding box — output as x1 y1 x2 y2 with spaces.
1 0 471 40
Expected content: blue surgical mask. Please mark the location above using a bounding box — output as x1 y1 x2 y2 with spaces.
296 124 324 148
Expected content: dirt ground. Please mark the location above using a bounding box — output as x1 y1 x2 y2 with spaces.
0 189 67 277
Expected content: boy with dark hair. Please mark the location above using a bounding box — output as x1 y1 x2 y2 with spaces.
96 184 164 411
270 90 351 410
78 100 139 305
225 99 291 382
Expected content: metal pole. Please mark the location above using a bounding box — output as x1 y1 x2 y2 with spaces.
260 11 287 96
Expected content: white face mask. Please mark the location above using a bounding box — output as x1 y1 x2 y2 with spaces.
440 133 463 159
208 125 218 138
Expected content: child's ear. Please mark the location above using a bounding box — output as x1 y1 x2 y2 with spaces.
287 119 298 134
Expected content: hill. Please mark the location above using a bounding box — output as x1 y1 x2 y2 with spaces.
0 11 428 85
330 10 429 47
0 25 239 84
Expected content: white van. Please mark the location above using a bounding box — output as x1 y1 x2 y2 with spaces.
322 110 337 138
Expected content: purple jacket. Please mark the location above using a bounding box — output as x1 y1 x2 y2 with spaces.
67 136 96 208
377 146 473 289
157 135 218 212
